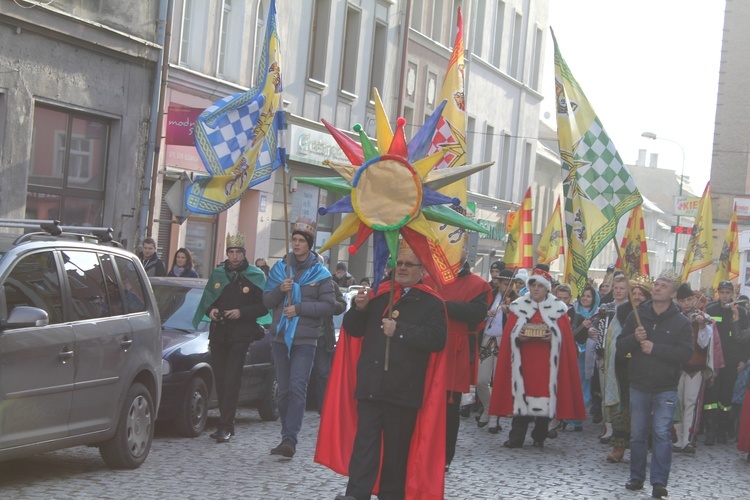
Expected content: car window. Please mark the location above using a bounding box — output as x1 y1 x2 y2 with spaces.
151 284 207 331
115 256 147 313
61 250 109 321
2 251 64 324
100 253 125 316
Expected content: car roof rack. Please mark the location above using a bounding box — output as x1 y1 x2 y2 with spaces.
0 219 123 248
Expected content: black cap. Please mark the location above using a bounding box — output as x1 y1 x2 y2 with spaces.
495 269 514 280
717 280 734 291
534 263 550 272
676 283 693 300
336 262 347 271
490 261 505 271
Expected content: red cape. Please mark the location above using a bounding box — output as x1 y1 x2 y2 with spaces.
423 273 491 392
739 387 750 452
489 308 586 420
314 282 448 500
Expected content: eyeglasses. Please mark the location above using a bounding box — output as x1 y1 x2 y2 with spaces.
396 261 422 268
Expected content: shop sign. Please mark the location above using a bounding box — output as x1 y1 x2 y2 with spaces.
674 196 700 217
289 124 349 166
166 105 202 146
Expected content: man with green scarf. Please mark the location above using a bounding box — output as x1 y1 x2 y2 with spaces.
192 232 268 443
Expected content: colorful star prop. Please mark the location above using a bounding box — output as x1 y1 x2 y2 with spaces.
297 89 493 290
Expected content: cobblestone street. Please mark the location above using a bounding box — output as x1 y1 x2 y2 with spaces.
1 407 747 499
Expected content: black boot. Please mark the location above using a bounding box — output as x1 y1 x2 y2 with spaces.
704 411 716 446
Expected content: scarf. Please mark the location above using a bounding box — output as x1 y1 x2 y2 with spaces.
265 253 331 351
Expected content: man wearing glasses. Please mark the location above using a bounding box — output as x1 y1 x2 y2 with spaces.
332 245 448 500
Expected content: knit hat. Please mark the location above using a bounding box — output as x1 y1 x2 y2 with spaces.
526 268 553 292
336 262 347 272
490 261 506 272
514 269 529 284
534 263 550 272
292 216 316 250
676 283 694 300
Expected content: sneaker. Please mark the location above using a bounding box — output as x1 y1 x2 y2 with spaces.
625 479 644 491
278 440 296 458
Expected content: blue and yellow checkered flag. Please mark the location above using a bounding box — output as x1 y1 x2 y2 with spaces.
186 0 283 215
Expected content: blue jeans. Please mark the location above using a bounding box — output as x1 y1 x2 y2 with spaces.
272 342 316 445
630 387 677 486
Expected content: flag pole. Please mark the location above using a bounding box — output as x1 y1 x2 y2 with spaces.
612 238 643 328
384 271 396 371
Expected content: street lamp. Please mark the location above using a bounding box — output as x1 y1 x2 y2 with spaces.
641 131 686 271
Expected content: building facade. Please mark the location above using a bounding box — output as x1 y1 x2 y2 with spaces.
0 0 162 247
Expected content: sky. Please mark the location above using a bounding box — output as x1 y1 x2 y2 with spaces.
540 0 726 196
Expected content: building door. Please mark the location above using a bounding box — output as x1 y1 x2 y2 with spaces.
185 216 217 278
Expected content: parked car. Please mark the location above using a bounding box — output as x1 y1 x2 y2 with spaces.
0 222 162 469
150 277 278 437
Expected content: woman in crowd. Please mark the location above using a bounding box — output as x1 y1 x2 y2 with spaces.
564 283 600 431
167 247 199 278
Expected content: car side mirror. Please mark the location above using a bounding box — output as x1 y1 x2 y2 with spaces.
2 306 50 329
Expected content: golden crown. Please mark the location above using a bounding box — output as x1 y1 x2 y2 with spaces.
292 216 317 237
629 273 653 292
226 232 246 249
656 268 681 289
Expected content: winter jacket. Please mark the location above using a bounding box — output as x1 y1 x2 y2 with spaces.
263 251 336 346
138 252 166 277
343 285 447 408
616 300 693 393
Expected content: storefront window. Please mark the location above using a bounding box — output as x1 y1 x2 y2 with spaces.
184 216 217 278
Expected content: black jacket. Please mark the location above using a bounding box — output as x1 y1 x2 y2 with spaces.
616 300 693 393
706 301 750 367
210 266 267 343
139 252 166 277
343 286 447 408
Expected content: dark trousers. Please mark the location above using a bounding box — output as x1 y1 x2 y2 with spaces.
312 336 332 413
209 337 250 432
508 416 550 445
347 400 418 500
446 391 462 465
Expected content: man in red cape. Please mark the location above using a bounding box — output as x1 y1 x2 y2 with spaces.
422 238 491 470
315 247 448 500
489 268 585 448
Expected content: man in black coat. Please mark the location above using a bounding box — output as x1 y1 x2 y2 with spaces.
616 271 693 499
704 280 750 444
338 246 447 500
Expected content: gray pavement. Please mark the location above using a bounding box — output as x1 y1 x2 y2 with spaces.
0 407 747 499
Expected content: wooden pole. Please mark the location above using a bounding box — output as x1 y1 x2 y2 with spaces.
384 272 396 371
281 168 292 303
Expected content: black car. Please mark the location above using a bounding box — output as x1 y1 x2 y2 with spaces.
150 277 278 437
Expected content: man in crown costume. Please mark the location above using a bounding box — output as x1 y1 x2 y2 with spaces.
192 233 268 443
264 216 336 458
616 270 693 499
489 268 586 449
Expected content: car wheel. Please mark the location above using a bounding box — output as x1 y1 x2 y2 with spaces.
257 374 279 421
100 382 154 469
175 376 209 437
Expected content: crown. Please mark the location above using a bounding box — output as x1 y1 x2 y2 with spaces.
656 268 681 289
292 216 317 236
226 232 245 249
629 273 653 292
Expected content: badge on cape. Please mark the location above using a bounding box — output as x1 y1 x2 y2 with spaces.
214 283 221 289
391 310 400 319
242 286 250 294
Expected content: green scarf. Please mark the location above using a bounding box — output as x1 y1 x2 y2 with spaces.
192 261 268 329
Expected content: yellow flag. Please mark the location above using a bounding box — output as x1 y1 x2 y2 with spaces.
426 6 467 279
505 187 533 269
682 183 713 281
713 203 739 288
615 205 650 277
553 31 642 297
536 198 564 265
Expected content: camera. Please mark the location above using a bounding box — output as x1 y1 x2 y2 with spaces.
214 310 226 323
689 311 713 325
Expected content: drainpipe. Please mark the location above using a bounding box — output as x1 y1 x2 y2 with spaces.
138 0 171 246
396 0 411 116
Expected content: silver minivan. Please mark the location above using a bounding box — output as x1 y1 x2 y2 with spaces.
0 223 162 468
